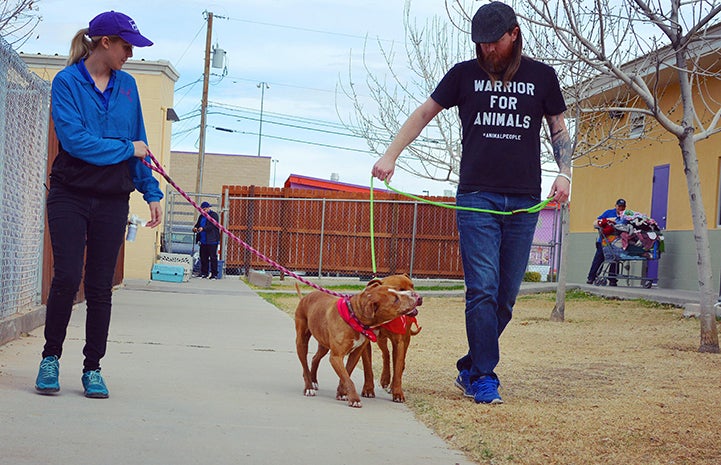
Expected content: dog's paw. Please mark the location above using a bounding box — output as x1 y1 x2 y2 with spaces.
392 392 406 403
361 388 375 398
311 381 319 390
336 393 348 401
347 399 363 408
304 388 317 397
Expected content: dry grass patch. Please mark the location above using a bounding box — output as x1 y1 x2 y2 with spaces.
266 291 721 465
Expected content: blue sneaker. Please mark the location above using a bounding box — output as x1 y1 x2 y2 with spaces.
35 356 60 394
472 376 503 404
81 370 109 398
454 370 473 398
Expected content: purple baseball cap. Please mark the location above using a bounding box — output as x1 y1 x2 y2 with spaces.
88 11 153 47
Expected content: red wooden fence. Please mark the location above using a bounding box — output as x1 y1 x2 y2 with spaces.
221 186 463 278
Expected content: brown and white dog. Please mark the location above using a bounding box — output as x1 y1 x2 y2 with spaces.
359 274 422 403
294 279 421 408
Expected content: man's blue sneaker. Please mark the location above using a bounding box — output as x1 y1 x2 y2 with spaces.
35 355 60 394
454 370 474 398
472 376 503 404
81 370 109 399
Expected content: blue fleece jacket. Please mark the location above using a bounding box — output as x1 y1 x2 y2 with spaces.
50 61 162 202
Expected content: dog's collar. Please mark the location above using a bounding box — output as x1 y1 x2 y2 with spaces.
337 298 377 342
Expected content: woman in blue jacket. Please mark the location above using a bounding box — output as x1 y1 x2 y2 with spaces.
35 11 162 399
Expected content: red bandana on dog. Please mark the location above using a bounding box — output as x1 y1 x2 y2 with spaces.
337 298 377 342
381 315 418 335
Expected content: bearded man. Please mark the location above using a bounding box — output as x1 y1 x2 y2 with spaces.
372 2 571 404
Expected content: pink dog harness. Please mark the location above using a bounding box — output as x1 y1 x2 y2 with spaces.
337 298 377 342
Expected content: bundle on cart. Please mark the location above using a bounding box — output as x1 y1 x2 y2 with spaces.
599 210 663 260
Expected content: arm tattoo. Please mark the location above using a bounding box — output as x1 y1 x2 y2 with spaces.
549 116 572 173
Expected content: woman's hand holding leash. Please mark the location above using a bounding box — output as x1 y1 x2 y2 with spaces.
132 141 150 159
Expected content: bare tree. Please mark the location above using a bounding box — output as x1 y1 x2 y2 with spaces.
0 1 41 48
338 2 463 184
550 204 570 321
507 0 720 352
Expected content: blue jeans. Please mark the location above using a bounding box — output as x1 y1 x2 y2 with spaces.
455 191 540 382
43 184 129 372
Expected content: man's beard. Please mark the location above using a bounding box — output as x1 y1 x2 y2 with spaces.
481 49 514 75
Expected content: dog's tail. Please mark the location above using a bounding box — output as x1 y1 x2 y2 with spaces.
294 282 303 299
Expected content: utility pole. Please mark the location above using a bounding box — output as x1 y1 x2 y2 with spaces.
196 11 213 194
257 81 269 156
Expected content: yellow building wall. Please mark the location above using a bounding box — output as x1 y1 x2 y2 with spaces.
570 77 721 234
170 151 271 195
22 55 179 280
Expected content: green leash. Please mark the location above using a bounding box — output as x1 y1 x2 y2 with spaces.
370 175 377 275
368 176 553 274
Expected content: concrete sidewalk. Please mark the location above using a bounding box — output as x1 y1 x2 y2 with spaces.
0 277 474 465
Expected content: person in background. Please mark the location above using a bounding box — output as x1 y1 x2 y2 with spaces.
35 11 162 398
372 2 571 404
586 198 627 286
194 201 220 279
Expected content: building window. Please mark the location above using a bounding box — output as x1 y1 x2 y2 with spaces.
629 112 645 139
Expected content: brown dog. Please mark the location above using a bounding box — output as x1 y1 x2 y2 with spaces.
359 274 422 403
294 279 420 408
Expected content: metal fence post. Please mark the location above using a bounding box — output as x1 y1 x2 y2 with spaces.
318 198 326 278
409 201 419 278
548 205 560 282
221 187 229 266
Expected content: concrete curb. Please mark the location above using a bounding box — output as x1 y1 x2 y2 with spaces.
0 306 46 346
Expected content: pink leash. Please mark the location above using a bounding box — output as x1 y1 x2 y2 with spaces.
142 151 349 299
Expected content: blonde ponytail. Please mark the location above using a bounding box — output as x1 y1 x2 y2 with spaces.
66 28 94 65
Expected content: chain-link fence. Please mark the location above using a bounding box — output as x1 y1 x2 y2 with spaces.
161 189 221 257
0 37 51 319
164 186 563 281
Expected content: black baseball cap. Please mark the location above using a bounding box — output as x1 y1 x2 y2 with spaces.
616 199 626 206
471 2 518 43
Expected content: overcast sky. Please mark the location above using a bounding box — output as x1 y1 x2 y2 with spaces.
15 0 559 197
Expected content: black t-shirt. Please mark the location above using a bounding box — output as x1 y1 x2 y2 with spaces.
431 56 567 195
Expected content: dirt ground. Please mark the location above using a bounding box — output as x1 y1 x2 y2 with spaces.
268 290 721 465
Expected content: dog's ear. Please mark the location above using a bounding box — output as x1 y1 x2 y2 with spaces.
366 278 383 288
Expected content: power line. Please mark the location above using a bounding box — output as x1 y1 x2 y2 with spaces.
208 110 386 143
171 21 207 68
205 103 442 146
223 16 402 45
208 101 349 131
207 125 372 154
225 75 341 96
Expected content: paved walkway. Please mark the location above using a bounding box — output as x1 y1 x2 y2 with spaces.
0 275 707 465
0 277 475 465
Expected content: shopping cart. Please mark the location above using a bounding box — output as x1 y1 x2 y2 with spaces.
593 214 663 289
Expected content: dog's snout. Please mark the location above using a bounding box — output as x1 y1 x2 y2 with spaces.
413 292 423 307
